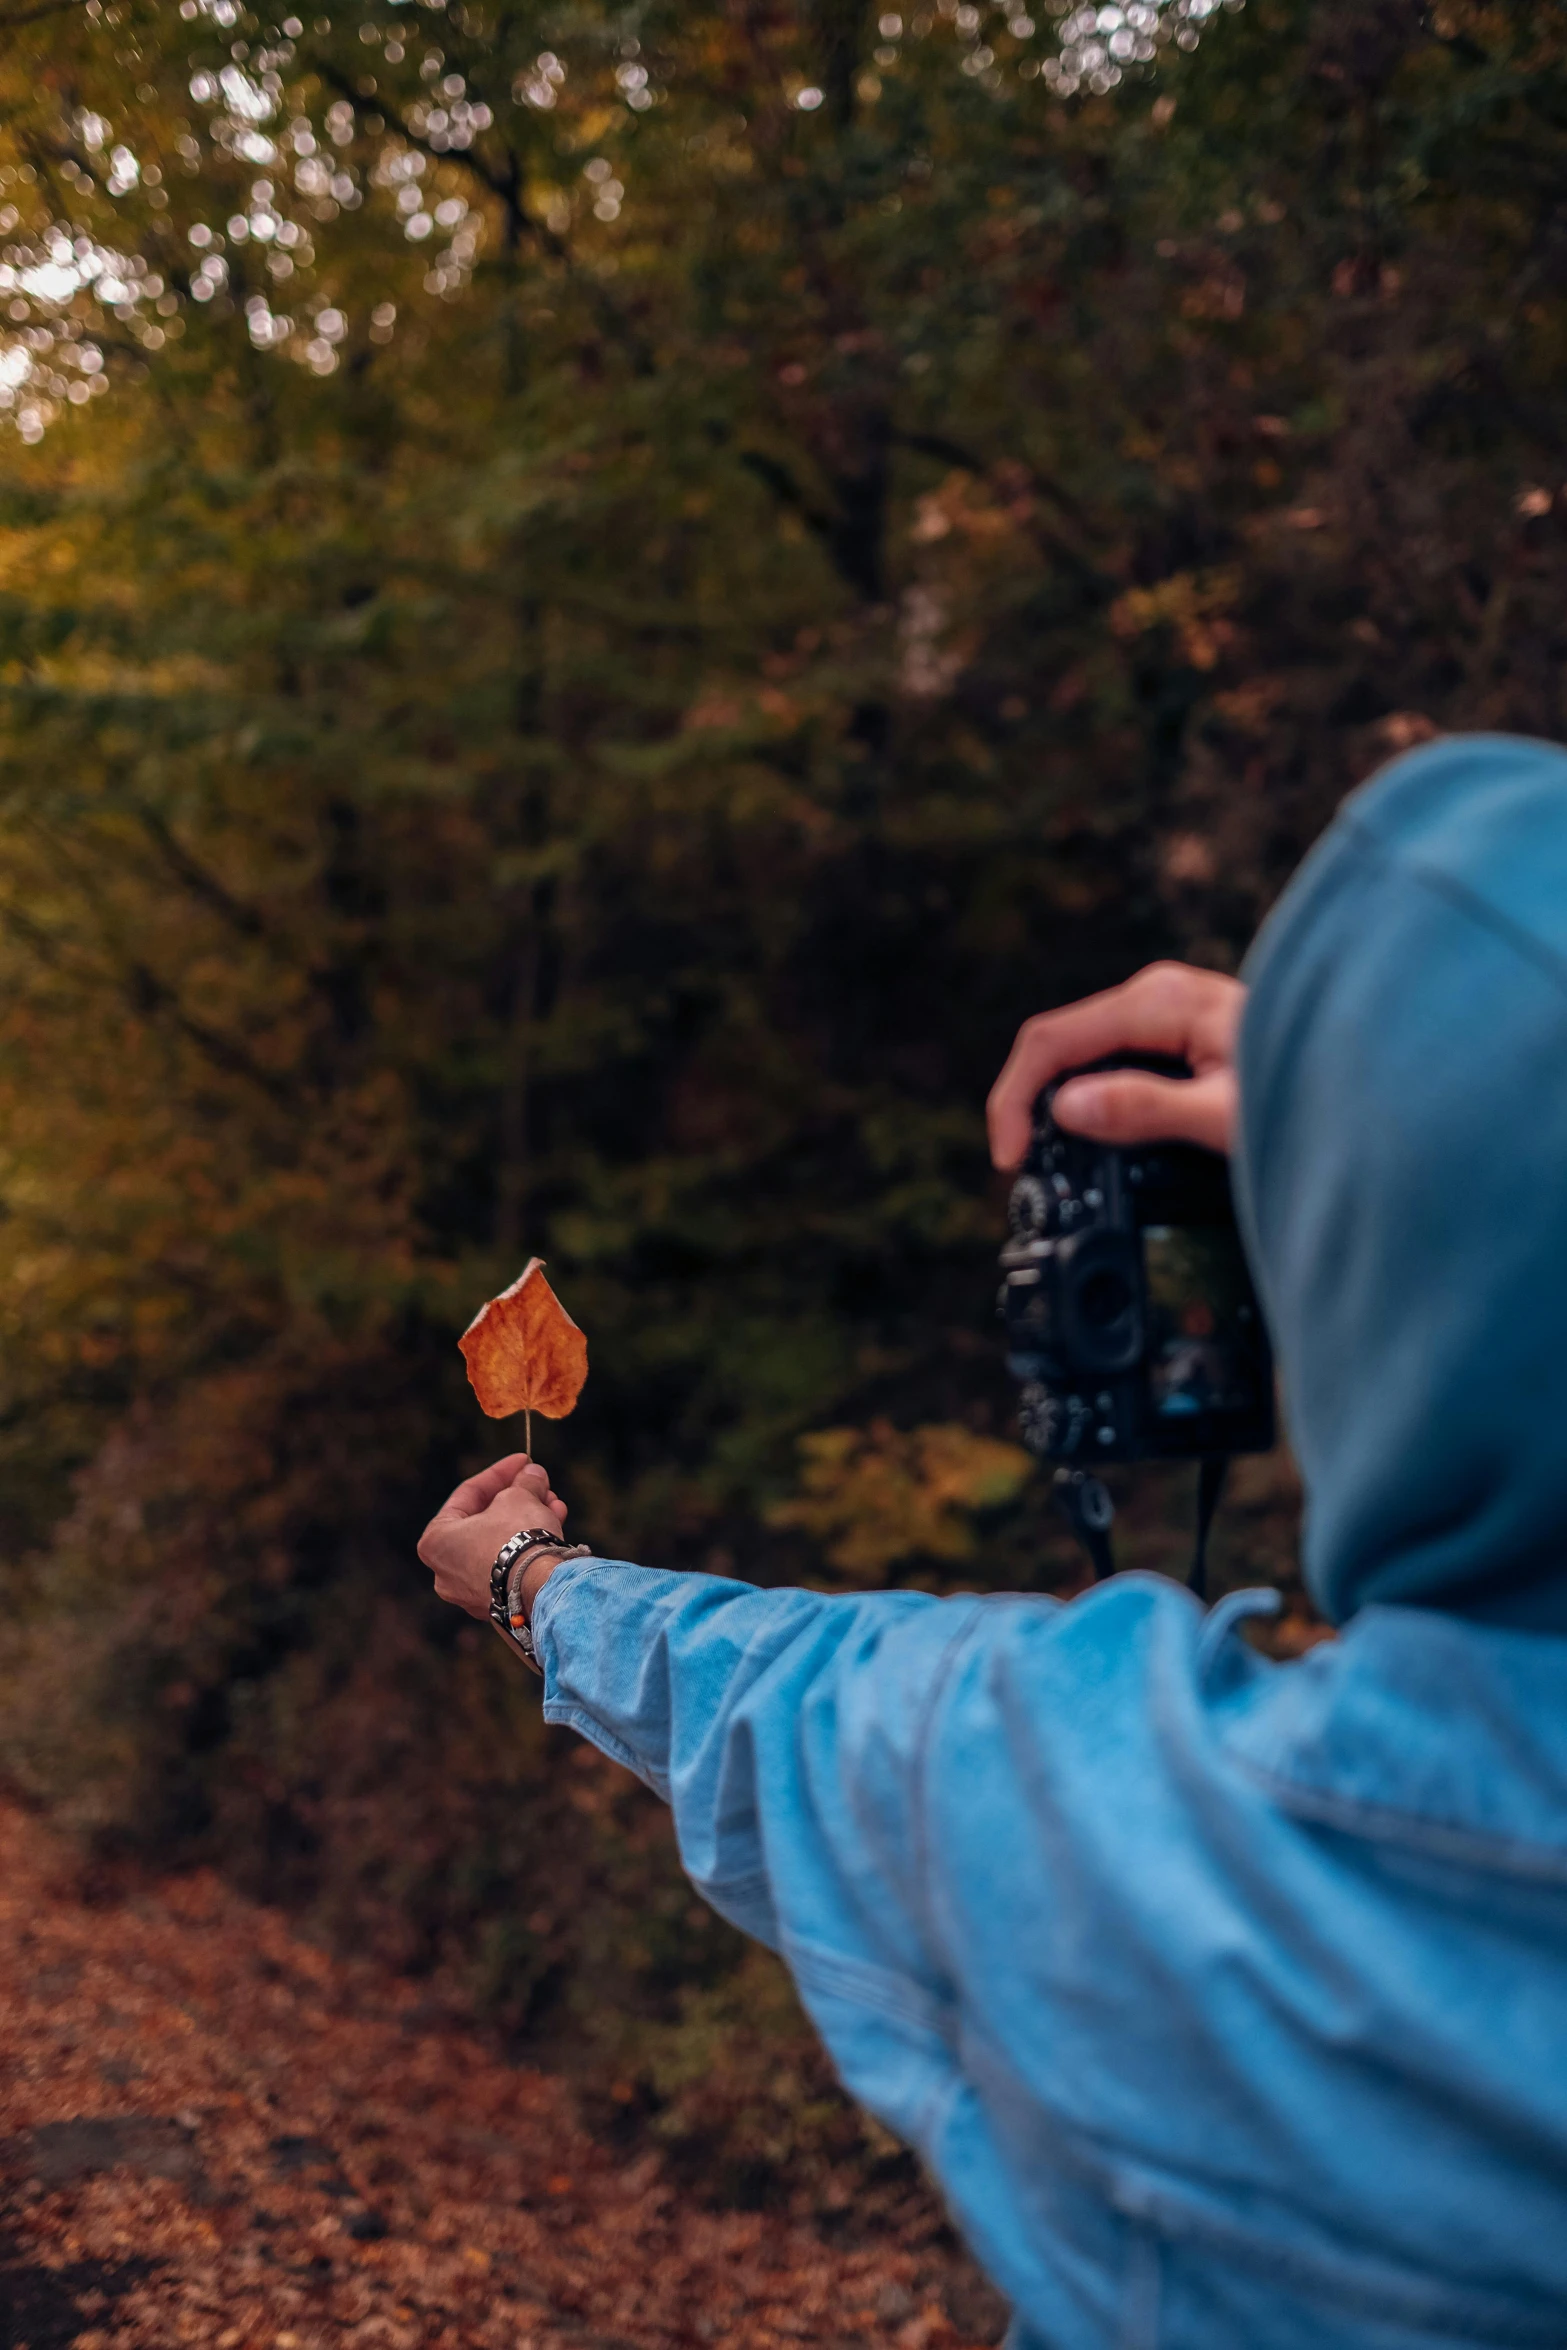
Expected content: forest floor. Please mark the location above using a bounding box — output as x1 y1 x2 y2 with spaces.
0 1800 1006 2350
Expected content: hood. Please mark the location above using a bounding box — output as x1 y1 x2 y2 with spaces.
1235 733 1567 1631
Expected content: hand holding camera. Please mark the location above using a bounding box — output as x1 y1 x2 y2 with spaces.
987 962 1244 1166
990 963 1270 1590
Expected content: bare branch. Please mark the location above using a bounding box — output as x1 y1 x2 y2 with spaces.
313 61 656 374
129 799 268 941
0 0 92 25
124 953 298 1105
316 60 537 234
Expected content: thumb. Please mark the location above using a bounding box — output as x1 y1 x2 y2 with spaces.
1052 1067 1237 1154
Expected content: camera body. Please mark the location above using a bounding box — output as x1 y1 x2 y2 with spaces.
999 1056 1274 1466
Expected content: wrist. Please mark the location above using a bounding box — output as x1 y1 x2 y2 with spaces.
488 1525 592 1671
517 1549 563 1624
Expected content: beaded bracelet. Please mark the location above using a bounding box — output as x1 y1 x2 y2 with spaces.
489 1527 593 1675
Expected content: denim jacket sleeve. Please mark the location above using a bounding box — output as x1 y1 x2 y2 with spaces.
528 1555 1004 2143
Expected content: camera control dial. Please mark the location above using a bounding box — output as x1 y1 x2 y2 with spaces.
1018 1382 1093 1460
1008 1174 1052 1238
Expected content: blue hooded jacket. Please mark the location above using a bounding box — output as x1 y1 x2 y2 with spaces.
530 734 1567 2350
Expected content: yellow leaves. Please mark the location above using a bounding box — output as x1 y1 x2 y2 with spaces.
1109 568 1239 671
770 1419 1032 1582
458 1258 588 1431
1179 268 1246 322
1210 675 1289 734
908 468 1032 550
682 682 804 734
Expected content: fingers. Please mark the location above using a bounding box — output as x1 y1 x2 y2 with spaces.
416 1448 573 1607
417 1453 536 1567
436 1452 533 1521
987 963 1244 1168
510 1460 567 1520
1052 1066 1238 1154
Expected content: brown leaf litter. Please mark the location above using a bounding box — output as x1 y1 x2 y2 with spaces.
0 1801 1004 2350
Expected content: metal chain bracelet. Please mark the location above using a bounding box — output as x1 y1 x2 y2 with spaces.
489 1527 593 1676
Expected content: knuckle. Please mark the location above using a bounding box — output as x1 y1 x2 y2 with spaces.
1133 958 1189 1007
1000 1012 1064 1091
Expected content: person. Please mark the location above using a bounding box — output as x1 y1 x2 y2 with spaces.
418 733 1567 2350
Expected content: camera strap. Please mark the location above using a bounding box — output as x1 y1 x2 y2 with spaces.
1188 1455 1229 1604
1051 1468 1116 1582
1052 1455 1231 1602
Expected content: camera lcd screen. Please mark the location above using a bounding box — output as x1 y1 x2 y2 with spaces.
1143 1225 1260 1423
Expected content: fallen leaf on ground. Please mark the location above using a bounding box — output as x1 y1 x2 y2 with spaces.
0 1801 1004 2350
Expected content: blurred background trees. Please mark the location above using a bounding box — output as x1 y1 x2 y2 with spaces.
1 0 1565 2204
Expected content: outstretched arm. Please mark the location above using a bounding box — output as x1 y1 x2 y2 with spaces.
531 1557 980 1960
417 1463 998 2140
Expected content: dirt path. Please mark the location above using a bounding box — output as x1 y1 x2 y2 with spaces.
0 1803 1002 2350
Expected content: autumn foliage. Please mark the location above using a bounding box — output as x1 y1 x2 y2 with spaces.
0 0 1563 2218
0 1796 1004 2348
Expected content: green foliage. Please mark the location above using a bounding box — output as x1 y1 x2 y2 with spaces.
772 1421 1033 1578
0 0 1565 2195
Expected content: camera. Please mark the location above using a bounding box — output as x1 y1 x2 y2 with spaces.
999 1056 1274 1469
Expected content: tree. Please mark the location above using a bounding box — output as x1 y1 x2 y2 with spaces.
1 0 1564 2192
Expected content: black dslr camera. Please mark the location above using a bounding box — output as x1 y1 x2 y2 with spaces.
998 1055 1273 1589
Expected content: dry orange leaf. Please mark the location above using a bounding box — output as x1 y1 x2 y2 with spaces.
459 1258 588 1439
